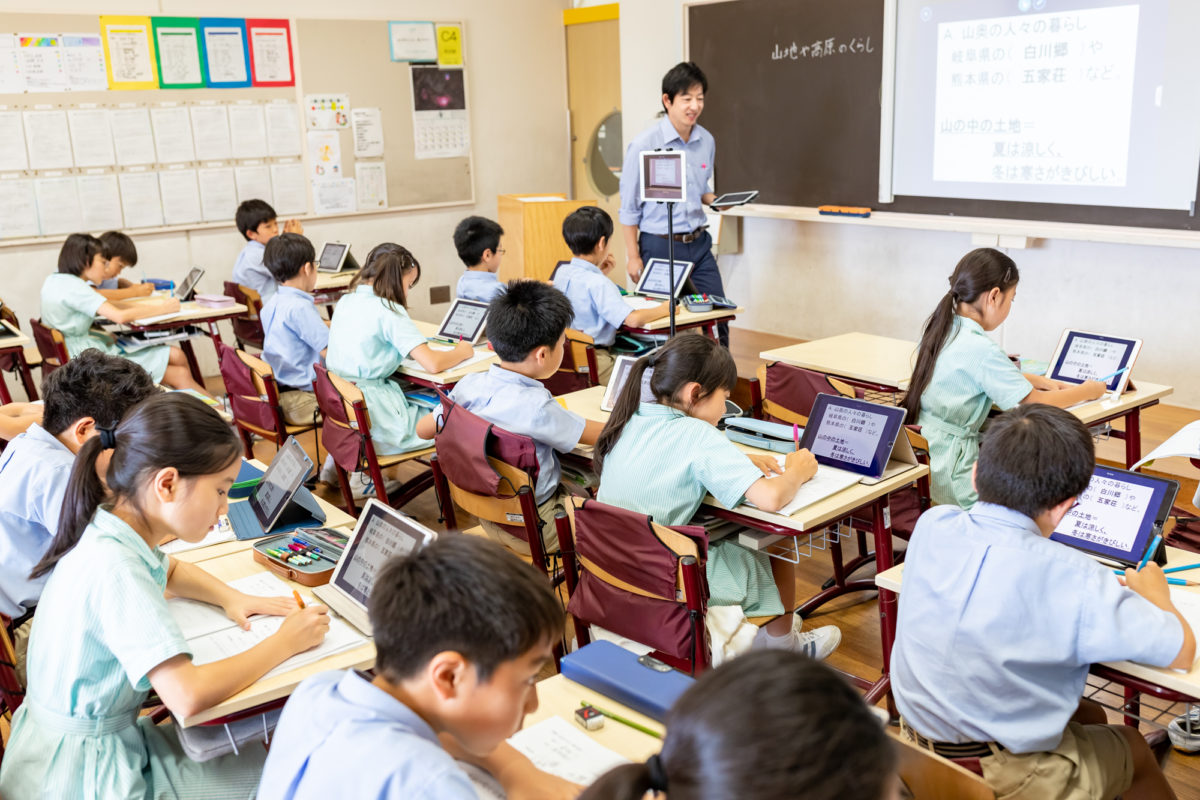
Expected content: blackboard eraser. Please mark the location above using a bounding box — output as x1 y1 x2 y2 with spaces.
818 205 871 217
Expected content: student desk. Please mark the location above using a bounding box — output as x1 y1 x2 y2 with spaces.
116 299 248 385
760 331 1173 468
175 549 376 728
760 332 918 393
621 305 743 342
559 385 928 704
875 545 1200 727
0 320 38 403
525 674 664 762
394 319 499 390
312 270 359 314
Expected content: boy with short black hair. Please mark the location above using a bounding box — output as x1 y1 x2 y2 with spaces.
0 349 156 680
893 404 1193 800
93 231 154 300
416 280 602 555
258 535 576 799
233 199 304 302
553 206 670 382
453 215 506 303
261 232 328 426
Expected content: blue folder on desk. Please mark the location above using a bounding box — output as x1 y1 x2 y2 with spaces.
560 641 694 722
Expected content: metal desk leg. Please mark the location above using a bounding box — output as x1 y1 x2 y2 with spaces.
865 499 898 715
16 351 37 400
0 372 11 404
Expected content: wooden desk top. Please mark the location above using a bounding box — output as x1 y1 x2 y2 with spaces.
313 270 359 291
627 305 743 333
525 674 664 763
129 299 248 326
876 544 1200 699
177 550 376 727
397 319 498 385
1070 381 1173 425
760 332 919 391
558 386 929 533
0 320 31 350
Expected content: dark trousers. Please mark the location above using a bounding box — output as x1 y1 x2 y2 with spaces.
637 230 728 346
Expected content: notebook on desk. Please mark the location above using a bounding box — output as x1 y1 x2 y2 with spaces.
312 499 437 636
226 437 325 540
1050 465 1178 569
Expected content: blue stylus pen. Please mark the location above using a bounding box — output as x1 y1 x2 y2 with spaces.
1137 533 1162 572
1164 563 1200 574
1111 569 1191 586
1096 366 1129 382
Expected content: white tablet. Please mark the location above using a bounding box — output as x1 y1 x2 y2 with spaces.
710 190 759 209
1046 330 1141 396
639 150 686 203
601 355 639 413
436 298 490 345
636 257 695 300
317 241 356 273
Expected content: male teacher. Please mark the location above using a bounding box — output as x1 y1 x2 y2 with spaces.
619 61 728 346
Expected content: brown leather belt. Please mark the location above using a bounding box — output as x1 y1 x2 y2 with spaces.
901 720 1004 759
645 226 707 244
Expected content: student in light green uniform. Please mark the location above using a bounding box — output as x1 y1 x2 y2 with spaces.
41 233 210 395
902 248 1107 508
594 335 840 659
325 243 475 455
0 394 330 800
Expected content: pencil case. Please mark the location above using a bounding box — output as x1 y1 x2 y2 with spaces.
251 527 348 586
725 417 799 454
560 641 693 722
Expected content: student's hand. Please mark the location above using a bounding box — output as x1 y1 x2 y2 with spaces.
161 297 182 313
1082 379 1107 400
133 283 155 297
599 253 616 275
783 448 819 482
1026 373 1057 391
274 604 330 654
222 591 297 630
283 219 304 234
497 759 583 800
748 453 784 477
455 340 476 358
626 255 644 281
1123 562 1173 611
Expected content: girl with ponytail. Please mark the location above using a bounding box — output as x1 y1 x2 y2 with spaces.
595 335 840 658
902 248 1105 508
579 651 898 800
0 393 330 800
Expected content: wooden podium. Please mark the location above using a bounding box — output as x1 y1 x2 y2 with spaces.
497 194 596 282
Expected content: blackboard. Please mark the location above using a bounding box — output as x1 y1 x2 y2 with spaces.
687 0 1200 231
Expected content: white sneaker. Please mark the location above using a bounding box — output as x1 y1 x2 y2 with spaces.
1168 708 1200 752
347 471 377 500
318 455 338 484
752 620 842 661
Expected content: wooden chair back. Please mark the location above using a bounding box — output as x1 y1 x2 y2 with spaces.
29 318 69 375
892 735 995 800
223 281 265 350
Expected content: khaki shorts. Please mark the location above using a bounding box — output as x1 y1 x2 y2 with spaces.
279 390 320 427
12 615 32 687
480 487 573 557
979 722 1134 800
593 348 614 385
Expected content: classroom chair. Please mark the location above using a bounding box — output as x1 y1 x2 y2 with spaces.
216 343 320 460
0 616 25 768
312 364 436 515
540 328 600 395
28 318 70 378
429 395 568 580
0 298 40 402
559 497 712 676
891 733 995 800
222 282 265 351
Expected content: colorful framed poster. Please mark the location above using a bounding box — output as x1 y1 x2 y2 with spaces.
198 18 250 89
99 15 158 90
152 17 206 89
245 19 294 87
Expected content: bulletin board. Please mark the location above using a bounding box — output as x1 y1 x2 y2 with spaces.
0 12 474 244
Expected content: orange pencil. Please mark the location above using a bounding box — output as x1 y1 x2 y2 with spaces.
292 589 305 609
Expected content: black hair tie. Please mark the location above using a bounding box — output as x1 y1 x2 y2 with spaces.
645 753 669 792
97 426 117 450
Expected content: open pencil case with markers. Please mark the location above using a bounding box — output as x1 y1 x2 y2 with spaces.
251 527 348 587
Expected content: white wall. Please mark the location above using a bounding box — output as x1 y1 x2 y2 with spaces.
2 0 570 398
621 0 1200 409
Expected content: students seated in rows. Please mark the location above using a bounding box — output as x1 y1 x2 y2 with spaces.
94 231 154 301
0 350 156 683
326 243 473 488
0 401 41 442
261 232 330 427
453 215 506 303
41 233 210 395
593 334 841 658
582 651 897 800
902 247 1105 508
892 404 1192 800
416 280 602 554
233 198 304 303
553 207 670 383
0 394 330 800
259 535 576 800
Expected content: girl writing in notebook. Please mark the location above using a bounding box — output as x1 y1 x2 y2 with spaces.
0 394 330 800
593 335 840 658
902 247 1106 509
580 651 898 800
325 243 474 457
41 233 211 396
